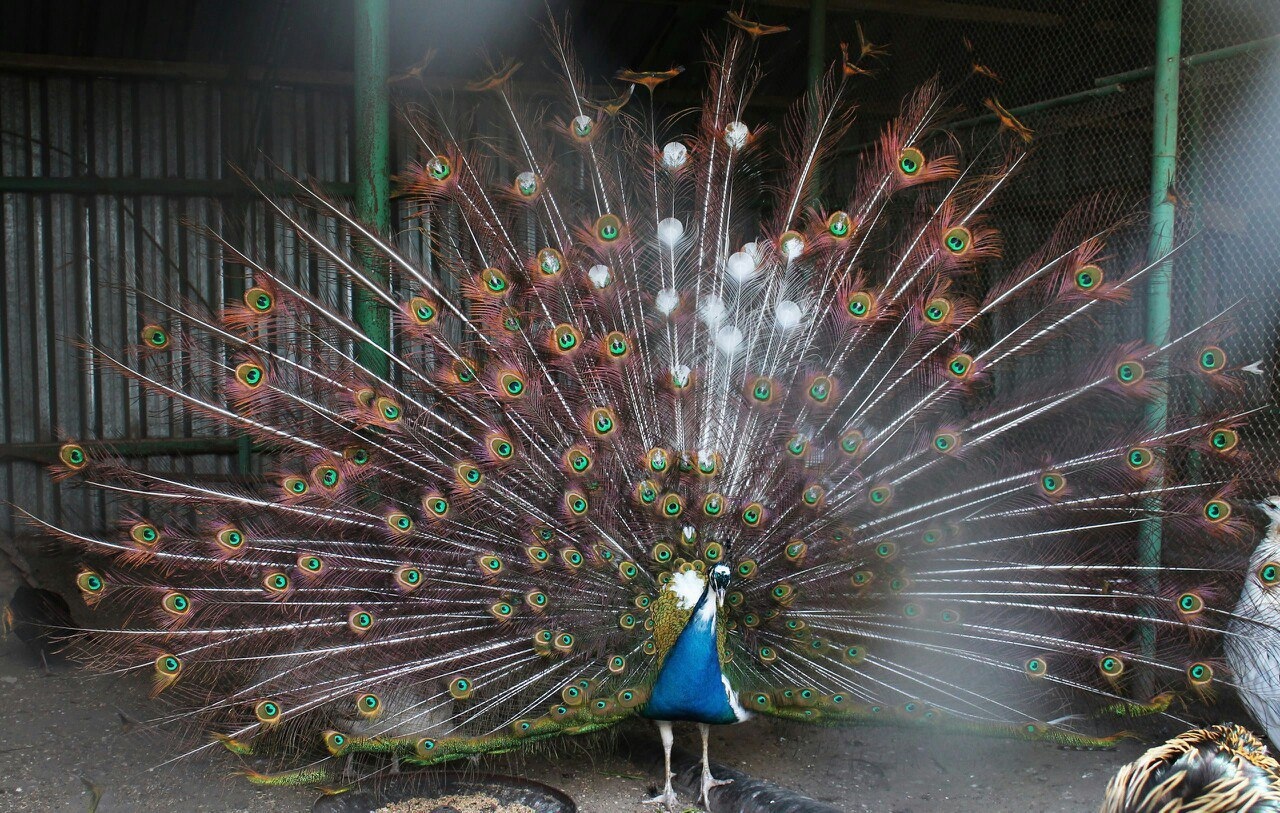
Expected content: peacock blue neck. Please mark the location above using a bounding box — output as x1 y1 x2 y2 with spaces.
642 582 743 724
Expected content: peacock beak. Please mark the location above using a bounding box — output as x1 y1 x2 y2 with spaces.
715 586 726 608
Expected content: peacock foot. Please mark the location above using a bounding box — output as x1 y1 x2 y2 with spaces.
642 783 681 812
700 768 732 808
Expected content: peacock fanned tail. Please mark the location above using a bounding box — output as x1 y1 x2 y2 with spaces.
27 10 1271 794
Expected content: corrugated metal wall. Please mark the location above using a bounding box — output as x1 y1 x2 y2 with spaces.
3 4 1279 558
0 69 362 542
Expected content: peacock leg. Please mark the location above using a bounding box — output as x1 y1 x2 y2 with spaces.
698 723 732 809
643 719 680 811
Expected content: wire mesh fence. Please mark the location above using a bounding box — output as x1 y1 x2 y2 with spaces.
1 0 1278 559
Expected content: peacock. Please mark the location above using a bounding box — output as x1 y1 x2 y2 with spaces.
1102 725 1280 812
20 9 1280 811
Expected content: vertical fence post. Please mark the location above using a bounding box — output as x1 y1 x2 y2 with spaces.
1137 0 1182 662
808 0 827 91
353 0 391 379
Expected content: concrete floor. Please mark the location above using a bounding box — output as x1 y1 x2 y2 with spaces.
0 558 1151 813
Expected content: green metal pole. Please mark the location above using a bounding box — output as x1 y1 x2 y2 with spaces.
807 0 827 91
353 0 391 379
1137 0 1182 662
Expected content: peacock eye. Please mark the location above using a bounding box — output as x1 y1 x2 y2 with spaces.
1204 499 1231 523
217 527 245 550
589 407 616 436
595 214 622 242
142 324 170 348
605 332 629 358
662 141 688 169
499 371 526 398
1040 472 1065 494
236 362 265 388
349 610 375 631
244 287 274 313
1115 361 1145 385
637 481 658 504
480 267 508 295
156 654 183 676
571 114 593 138
408 296 437 325
396 566 423 589
373 397 401 422
1261 562 1280 585
1176 592 1205 615
162 591 191 615
428 155 452 181
943 227 970 254
1126 447 1154 470
827 210 851 238
779 230 805 259
1209 428 1238 452
77 570 105 594
1198 346 1226 373
425 495 449 517
515 171 539 197
1074 264 1103 292
898 147 925 176
536 247 564 276
455 462 483 488
255 700 282 723
724 121 749 149
130 523 159 545
808 377 832 402
846 291 874 319
1187 662 1213 686
923 298 951 324
947 354 972 378
839 430 864 456
60 442 89 469
648 448 668 472
454 359 478 383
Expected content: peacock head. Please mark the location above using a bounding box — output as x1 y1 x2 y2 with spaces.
710 563 732 607
1260 497 1280 525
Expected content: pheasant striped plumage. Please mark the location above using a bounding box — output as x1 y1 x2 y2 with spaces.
24 10 1276 810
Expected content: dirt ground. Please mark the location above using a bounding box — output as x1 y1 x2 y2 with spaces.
0 559 1150 813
